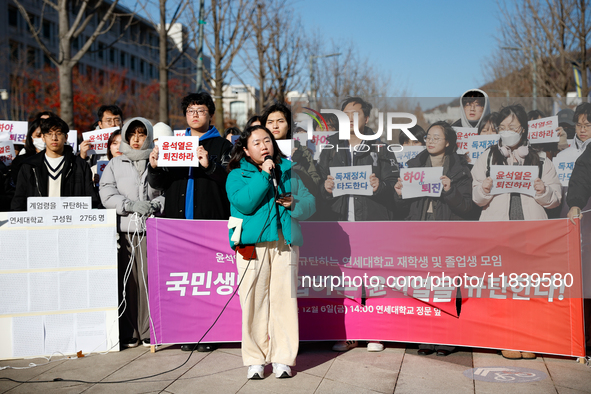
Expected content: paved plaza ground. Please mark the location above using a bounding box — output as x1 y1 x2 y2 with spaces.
1 342 590 394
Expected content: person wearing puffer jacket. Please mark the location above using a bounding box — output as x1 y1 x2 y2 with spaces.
472 105 562 223
99 117 164 350
472 105 562 360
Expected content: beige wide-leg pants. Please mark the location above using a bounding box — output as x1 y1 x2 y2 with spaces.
236 231 299 366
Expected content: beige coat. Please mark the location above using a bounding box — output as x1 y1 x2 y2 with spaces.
472 147 562 221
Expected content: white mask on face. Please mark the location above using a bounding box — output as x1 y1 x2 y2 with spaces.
499 130 521 147
33 138 46 151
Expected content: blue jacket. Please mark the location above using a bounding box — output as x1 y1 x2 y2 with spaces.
226 157 315 248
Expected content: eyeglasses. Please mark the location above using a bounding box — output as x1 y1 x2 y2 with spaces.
44 131 65 138
425 136 443 143
102 117 122 126
575 123 591 131
186 109 208 117
463 101 483 109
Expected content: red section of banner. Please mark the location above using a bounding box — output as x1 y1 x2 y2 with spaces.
146 218 585 357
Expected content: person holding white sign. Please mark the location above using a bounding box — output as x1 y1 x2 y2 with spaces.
318 97 399 353
472 104 562 225
148 92 233 224
395 121 473 222
99 117 164 349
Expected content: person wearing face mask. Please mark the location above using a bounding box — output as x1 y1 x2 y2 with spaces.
10 111 57 188
99 117 164 349
472 104 562 222
226 125 315 379
472 105 561 360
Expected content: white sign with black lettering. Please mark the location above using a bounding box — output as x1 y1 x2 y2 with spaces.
27 197 92 211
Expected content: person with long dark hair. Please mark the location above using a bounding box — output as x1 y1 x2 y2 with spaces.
226 125 315 379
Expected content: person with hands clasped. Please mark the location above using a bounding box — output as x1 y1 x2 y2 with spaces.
99 117 164 350
226 125 315 380
147 92 232 223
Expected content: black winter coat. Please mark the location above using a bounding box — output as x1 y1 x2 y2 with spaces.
567 144 591 209
317 130 399 221
11 146 99 211
147 135 233 219
398 150 473 221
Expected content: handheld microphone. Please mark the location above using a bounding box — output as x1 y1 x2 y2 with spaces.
264 155 278 191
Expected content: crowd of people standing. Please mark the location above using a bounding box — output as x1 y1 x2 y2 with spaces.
1 89 590 376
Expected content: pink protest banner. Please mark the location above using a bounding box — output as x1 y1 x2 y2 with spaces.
146 219 585 357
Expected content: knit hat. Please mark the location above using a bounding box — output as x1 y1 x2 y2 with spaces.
153 122 173 140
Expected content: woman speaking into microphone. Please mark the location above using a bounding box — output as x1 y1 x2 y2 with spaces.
226 125 315 380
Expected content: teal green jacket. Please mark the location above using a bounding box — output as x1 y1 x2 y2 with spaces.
226 157 316 248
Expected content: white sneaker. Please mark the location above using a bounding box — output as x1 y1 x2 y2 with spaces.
247 365 264 379
272 363 292 378
367 341 384 352
332 340 358 352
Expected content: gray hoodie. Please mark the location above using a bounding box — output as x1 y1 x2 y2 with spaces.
454 88 491 129
99 117 164 232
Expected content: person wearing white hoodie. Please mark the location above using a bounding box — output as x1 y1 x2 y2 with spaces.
99 117 164 349
152 122 174 143
452 89 491 129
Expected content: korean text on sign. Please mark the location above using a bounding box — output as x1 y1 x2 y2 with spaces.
97 160 109 181
157 136 200 167
82 127 119 155
553 150 581 187
329 165 372 197
0 140 15 165
0 120 27 139
293 131 337 161
466 135 500 161
400 167 443 199
452 127 477 154
528 116 559 144
395 146 426 169
27 197 92 211
489 165 538 197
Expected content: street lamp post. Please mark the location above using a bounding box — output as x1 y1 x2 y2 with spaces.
0 89 8 120
502 46 537 110
309 53 341 109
